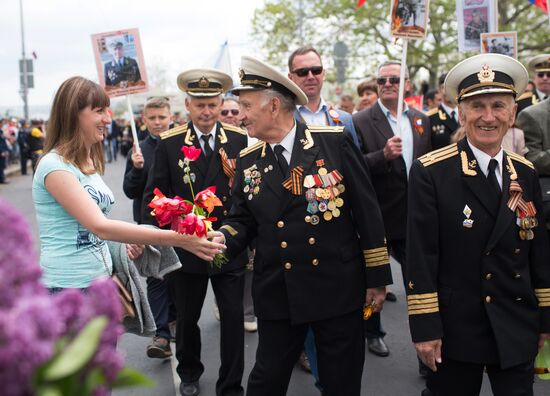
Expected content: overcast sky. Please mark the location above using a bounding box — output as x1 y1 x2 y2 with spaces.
0 0 263 111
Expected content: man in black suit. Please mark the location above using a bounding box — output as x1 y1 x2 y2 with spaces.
407 54 550 396
215 56 392 396
428 73 459 150
142 69 248 396
353 60 431 358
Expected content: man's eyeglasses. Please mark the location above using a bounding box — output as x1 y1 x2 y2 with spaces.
221 109 239 116
537 72 550 78
376 77 401 85
291 66 324 77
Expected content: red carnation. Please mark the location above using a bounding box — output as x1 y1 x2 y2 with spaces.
181 146 201 161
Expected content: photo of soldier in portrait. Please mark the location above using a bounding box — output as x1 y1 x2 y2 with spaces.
103 40 143 88
391 0 428 39
481 33 517 59
464 8 488 42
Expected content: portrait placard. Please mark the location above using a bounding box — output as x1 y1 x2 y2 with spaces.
91 28 148 97
457 0 496 52
390 0 430 39
480 32 518 59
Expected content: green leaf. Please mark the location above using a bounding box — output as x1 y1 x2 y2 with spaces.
34 385 63 396
83 367 107 394
111 367 155 388
42 316 108 381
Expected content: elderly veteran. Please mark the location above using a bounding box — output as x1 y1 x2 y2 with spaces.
406 53 550 396
142 69 249 396
214 56 392 396
517 54 550 113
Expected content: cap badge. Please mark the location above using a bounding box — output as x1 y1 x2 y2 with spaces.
238 68 245 82
198 77 209 88
477 64 495 83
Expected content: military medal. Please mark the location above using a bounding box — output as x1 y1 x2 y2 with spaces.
462 205 473 228
243 164 262 200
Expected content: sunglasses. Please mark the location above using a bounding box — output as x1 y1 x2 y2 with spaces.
537 72 550 78
221 109 239 116
376 77 401 85
291 66 324 77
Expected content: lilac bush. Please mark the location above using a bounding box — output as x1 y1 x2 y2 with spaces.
0 200 141 396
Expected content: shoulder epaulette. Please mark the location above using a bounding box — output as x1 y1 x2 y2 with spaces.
505 151 534 169
240 141 265 158
160 124 188 140
221 123 247 135
418 143 458 167
425 107 438 117
516 92 532 102
307 125 344 133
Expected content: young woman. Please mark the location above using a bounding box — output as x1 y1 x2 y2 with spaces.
32 76 224 291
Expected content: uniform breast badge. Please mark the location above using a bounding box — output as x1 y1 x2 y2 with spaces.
508 178 538 241
303 159 345 225
463 205 474 228
413 117 424 135
243 164 262 201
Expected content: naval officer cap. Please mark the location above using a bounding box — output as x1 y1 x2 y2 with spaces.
445 53 528 102
232 56 308 105
177 68 233 98
527 54 550 73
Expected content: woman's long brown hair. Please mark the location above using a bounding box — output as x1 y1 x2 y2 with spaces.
43 76 110 175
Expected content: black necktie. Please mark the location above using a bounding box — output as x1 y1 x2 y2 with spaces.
487 159 501 198
201 135 213 159
450 110 457 123
274 144 289 177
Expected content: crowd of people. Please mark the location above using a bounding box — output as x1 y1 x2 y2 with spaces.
2 45 550 396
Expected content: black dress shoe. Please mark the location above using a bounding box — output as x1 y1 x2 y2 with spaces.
180 381 200 396
385 291 397 302
367 337 389 357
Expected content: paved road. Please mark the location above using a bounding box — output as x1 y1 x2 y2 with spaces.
1 157 549 396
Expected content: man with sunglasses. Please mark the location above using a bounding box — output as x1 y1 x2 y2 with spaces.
220 97 241 127
288 46 361 149
517 54 550 114
353 60 431 360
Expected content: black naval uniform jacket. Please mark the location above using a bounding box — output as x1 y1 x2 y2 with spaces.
219 122 393 324
142 121 249 275
406 138 550 369
427 105 459 150
353 102 431 241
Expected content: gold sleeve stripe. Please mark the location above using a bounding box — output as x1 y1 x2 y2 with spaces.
539 302 550 307
364 256 390 263
364 247 387 253
220 225 238 237
408 297 438 305
408 307 439 315
365 261 390 268
364 248 390 267
537 297 550 302
407 292 437 301
409 303 439 311
364 252 388 260
535 288 550 293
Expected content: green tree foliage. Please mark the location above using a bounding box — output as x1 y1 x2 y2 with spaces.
252 0 550 88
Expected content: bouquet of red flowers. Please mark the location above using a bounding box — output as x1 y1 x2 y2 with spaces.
149 146 228 267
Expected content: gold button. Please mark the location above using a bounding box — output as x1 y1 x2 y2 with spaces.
284 262 292 270
223 210 228 216
277 221 285 228
514 248 520 254
222 196 227 202
281 241 288 248
308 237 316 245
312 259 319 266
485 296 492 303
486 273 492 280
305 216 311 223
514 273 521 279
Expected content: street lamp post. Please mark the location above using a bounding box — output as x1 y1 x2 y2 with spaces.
19 0 29 121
